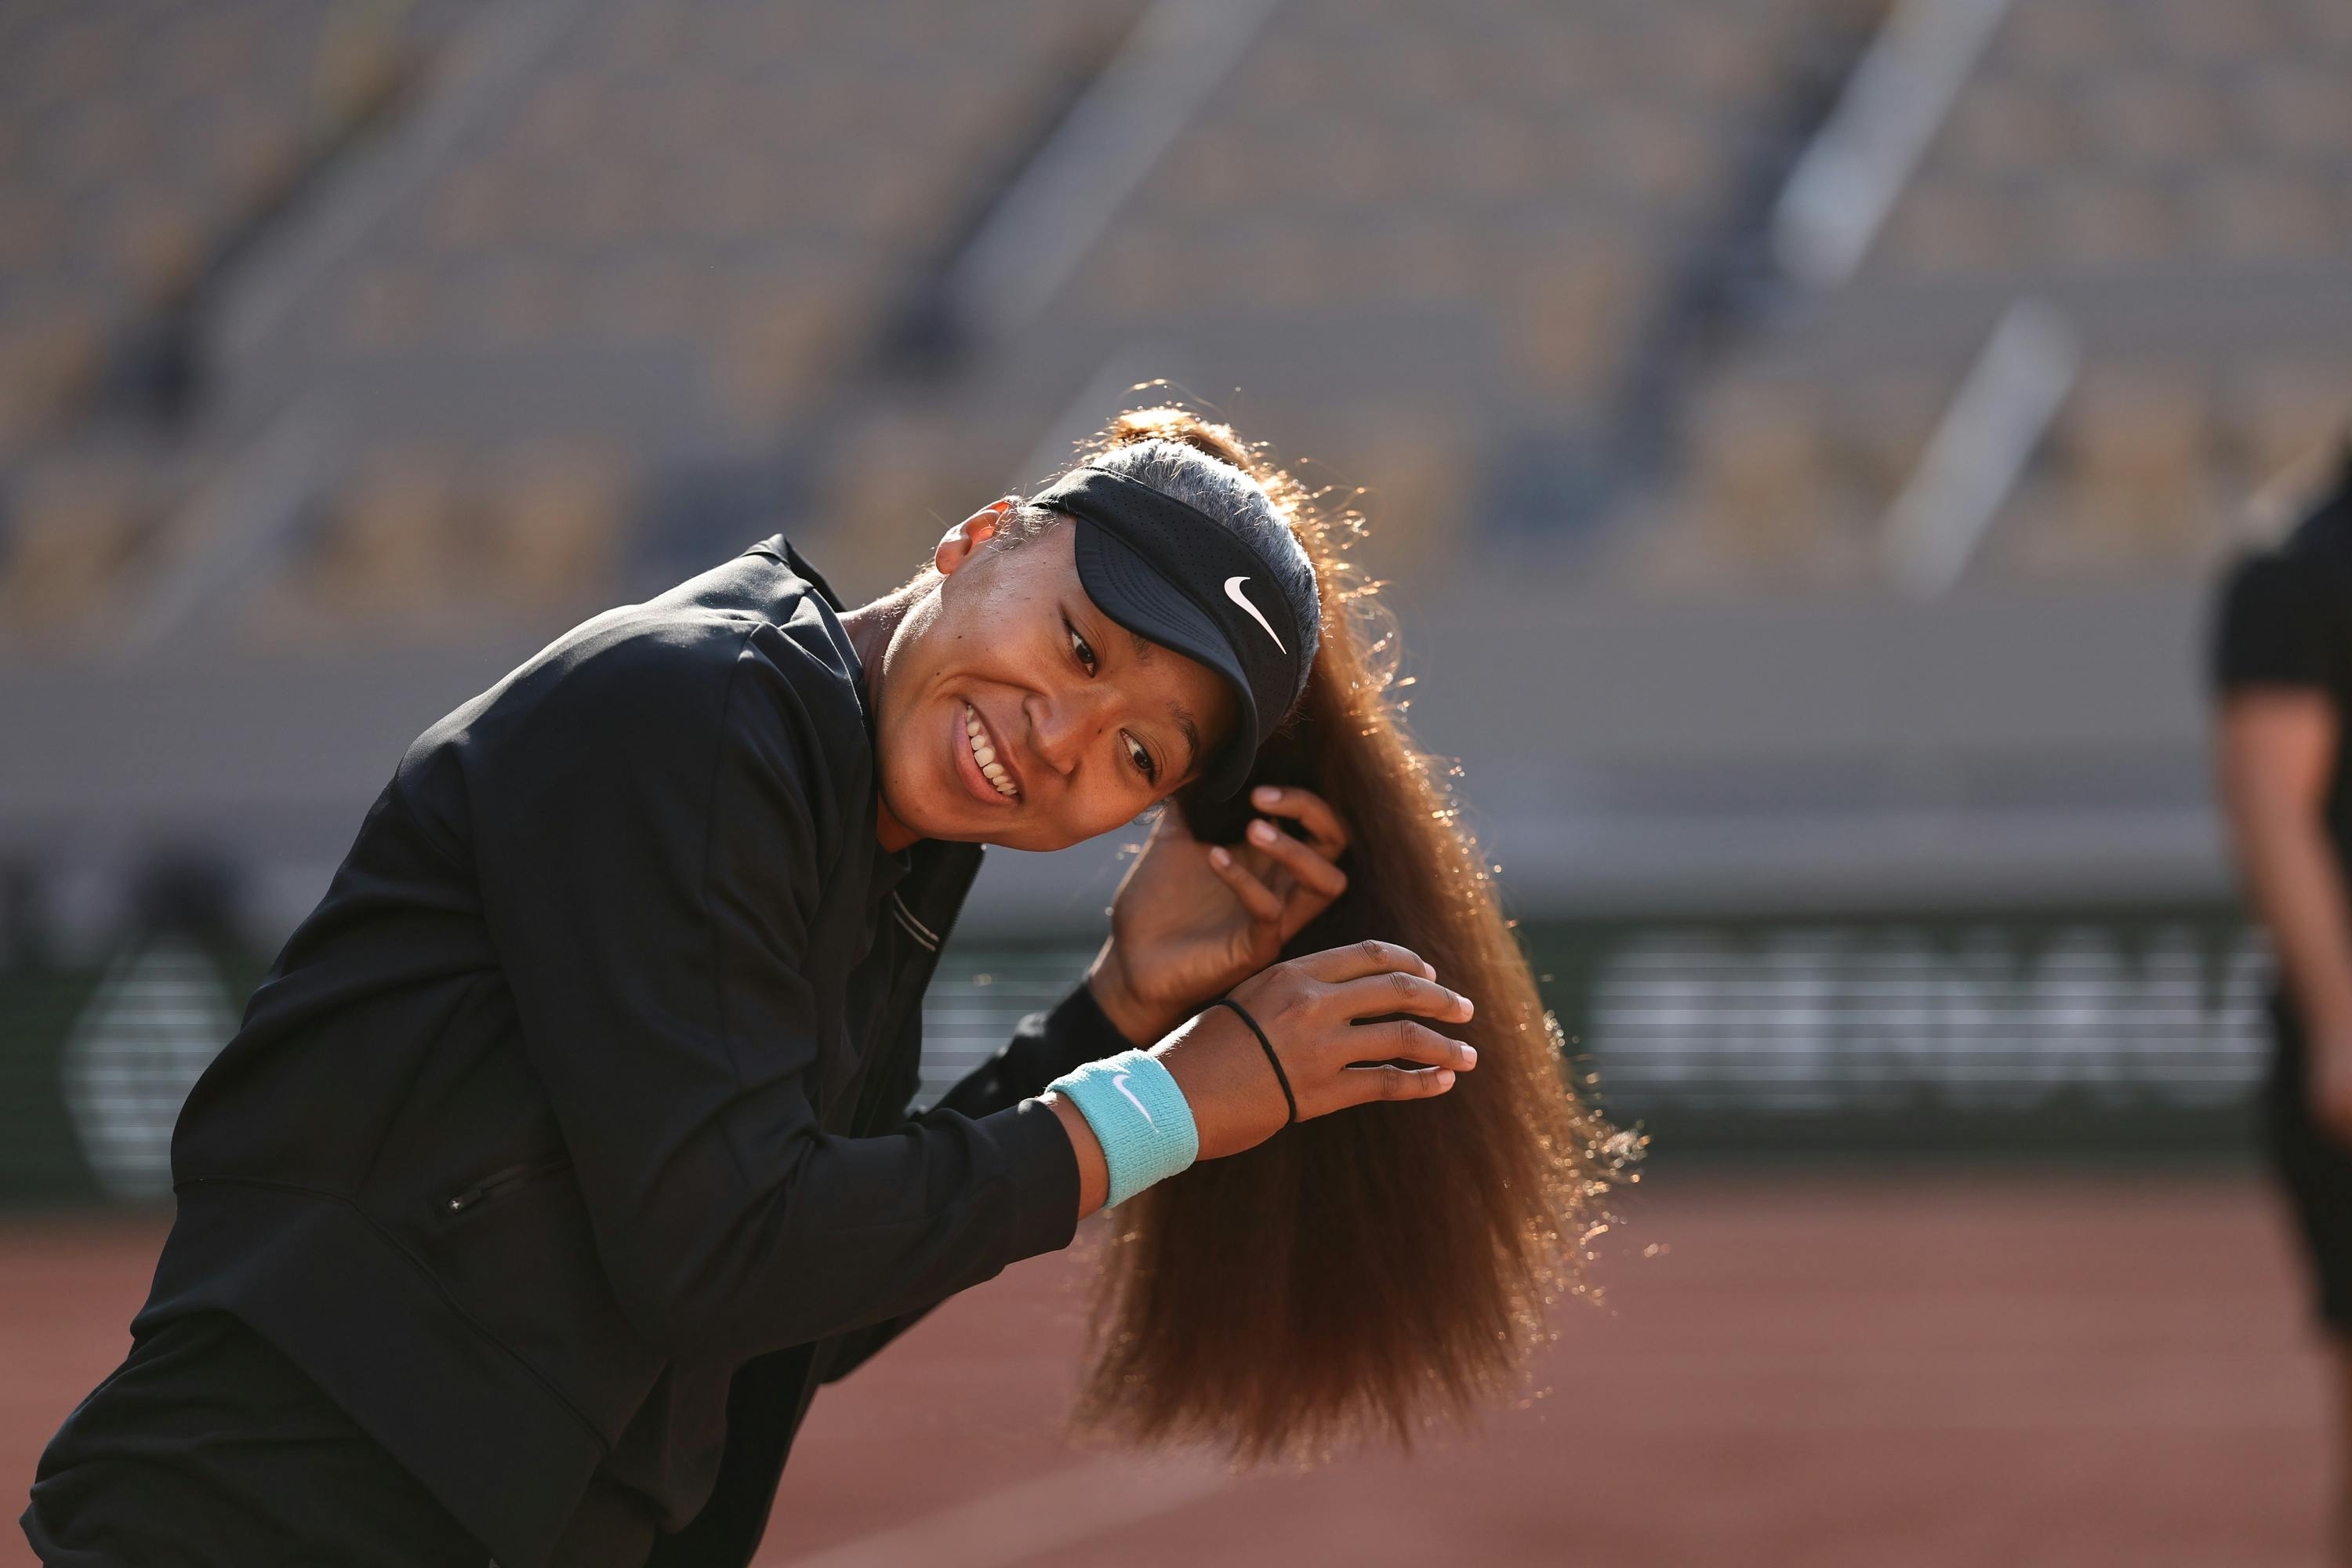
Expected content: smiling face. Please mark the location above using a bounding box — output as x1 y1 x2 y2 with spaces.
869 505 1239 852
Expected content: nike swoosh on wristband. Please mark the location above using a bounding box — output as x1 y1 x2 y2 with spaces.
1112 1073 1153 1125
1223 575 1287 655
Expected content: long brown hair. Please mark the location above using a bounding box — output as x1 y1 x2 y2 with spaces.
1062 405 1640 1461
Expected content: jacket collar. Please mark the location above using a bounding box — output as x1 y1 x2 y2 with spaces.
770 535 847 612
745 535 986 920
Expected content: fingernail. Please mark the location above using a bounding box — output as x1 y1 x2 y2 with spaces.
1460 1046 1477 1068
1248 819 1276 844
1436 1069 1457 1090
1254 785 1281 804
1458 994 1475 1018
1210 846 1231 868
1421 960 1436 978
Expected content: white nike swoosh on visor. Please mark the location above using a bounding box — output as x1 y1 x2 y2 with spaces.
1111 1073 1154 1124
1223 575 1286 655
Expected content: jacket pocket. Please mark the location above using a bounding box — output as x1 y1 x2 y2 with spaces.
443 1154 572 1215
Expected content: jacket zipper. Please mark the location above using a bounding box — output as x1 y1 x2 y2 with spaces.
444 1154 570 1214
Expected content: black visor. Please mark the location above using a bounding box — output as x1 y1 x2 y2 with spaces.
1032 467 1310 799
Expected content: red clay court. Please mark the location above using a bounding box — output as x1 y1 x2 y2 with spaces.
4 1171 2328 1567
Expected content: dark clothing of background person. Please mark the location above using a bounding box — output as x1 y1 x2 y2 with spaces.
24 539 1131 1568
2212 459 2352 1330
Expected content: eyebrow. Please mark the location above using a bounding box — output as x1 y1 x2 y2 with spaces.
1167 701 1201 779
1124 630 1202 775
1094 617 1197 777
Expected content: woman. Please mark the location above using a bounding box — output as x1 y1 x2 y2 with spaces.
24 407 1610 1568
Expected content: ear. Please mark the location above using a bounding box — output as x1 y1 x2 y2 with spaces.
934 496 1019 576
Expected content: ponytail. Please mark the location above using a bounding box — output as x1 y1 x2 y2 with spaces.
1063 401 1640 1461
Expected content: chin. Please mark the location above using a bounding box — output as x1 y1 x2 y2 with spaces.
998 822 1089 853
875 781 1008 849
954 810 1088 855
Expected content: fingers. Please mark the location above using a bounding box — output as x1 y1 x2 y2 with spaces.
1324 970 1474 1025
1196 952 1473 1142
1243 816 1348 901
1347 1016 1478 1072
1207 844 1284 924
1341 1062 1459 1103
1330 1020 1474 1112
1291 938 1435 985
1250 785 1348 857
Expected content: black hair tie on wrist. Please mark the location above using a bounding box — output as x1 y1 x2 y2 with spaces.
1209 996 1297 1126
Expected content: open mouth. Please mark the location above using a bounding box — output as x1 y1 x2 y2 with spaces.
958 701 1019 804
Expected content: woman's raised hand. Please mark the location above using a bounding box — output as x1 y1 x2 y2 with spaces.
1153 940 1477 1160
1089 784 1353 1044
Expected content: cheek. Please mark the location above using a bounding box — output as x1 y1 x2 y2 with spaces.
1058 778 1159 845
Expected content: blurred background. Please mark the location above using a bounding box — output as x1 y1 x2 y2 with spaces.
2 0 2345 1562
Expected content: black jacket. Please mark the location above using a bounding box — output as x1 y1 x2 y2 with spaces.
132 539 1124 1568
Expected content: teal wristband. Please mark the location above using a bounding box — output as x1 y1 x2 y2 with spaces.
1046 1049 1199 1207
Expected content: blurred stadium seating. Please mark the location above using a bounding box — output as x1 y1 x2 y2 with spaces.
2 0 1147 639
810 0 1889 582
0 0 470 448
19 0 2339 627
0 0 466 637
1633 0 2352 590
4 0 2350 1188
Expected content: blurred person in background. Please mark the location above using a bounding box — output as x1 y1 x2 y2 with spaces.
20 410 1531 1568
2213 441 2352 1567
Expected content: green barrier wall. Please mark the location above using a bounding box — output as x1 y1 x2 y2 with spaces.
0 906 2266 1204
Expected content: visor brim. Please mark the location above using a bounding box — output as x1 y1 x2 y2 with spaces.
1071 519 1260 800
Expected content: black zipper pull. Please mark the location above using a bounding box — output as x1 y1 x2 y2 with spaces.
444 1155 568 1214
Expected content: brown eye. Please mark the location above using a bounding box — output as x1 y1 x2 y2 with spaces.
1124 732 1157 784
1065 618 1097 674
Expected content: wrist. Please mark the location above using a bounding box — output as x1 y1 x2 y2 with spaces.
1087 942 1179 1045
1149 1011 1281 1163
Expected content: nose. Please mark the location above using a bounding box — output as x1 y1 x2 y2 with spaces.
1025 684 1114 779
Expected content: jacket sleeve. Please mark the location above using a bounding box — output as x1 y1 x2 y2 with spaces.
462 619 1081 1363
815 982 1137 1385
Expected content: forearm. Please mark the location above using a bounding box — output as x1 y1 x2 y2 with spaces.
2216 694 2352 1028
579 1100 1080 1363
2237 807 2352 1029
815 1083 1105 1388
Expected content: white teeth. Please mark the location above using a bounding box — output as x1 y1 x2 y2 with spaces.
964 705 1018 798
